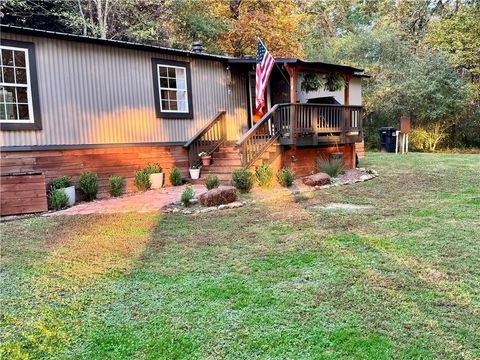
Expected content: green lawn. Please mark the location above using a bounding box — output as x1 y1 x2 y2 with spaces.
1 153 479 359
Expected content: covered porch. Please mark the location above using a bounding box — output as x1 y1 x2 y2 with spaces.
185 58 366 170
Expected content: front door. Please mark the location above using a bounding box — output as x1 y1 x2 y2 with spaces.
248 71 270 128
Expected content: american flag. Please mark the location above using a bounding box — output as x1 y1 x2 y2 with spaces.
255 38 274 112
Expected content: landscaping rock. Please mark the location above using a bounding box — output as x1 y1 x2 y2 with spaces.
302 172 331 187
198 186 239 207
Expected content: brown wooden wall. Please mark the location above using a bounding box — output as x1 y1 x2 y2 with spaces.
281 144 356 177
1 146 189 199
1 173 48 215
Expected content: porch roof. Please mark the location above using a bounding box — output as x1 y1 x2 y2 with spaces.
228 57 365 74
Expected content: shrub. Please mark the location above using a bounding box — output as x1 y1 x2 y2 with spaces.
109 176 124 197
48 176 71 191
169 167 183 186
204 174 220 190
143 163 162 174
316 157 344 178
48 189 68 210
180 186 195 207
409 124 450 152
134 170 150 191
255 164 274 188
231 167 254 193
277 167 294 187
78 171 98 201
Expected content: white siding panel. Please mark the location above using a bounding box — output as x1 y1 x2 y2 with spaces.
296 72 345 105
0 33 249 147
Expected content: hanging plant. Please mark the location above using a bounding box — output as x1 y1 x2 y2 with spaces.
324 72 344 92
301 72 322 93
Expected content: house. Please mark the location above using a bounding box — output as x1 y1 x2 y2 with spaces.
0 25 367 215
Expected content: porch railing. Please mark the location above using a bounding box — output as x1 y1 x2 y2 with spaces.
236 104 363 167
184 111 227 168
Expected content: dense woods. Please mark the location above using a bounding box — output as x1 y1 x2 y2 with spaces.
2 0 479 149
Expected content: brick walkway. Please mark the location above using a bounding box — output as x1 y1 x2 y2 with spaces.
47 185 207 216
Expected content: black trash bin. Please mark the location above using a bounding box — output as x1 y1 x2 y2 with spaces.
378 127 397 153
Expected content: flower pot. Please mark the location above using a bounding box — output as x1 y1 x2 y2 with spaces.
189 168 200 180
201 156 212 166
330 152 344 161
149 173 164 189
60 185 76 206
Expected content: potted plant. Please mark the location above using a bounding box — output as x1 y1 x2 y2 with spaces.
49 176 75 206
189 164 201 180
144 163 163 189
199 151 212 166
330 140 343 161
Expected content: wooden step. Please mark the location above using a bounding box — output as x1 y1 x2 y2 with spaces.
210 157 242 166
203 164 242 172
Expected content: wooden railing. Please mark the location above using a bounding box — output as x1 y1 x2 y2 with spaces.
184 111 227 168
236 104 363 167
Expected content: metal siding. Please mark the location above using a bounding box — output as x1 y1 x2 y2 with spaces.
0 33 248 147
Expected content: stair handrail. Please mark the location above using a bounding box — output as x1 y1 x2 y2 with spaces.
236 103 291 167
184 111 227 168
184 111 226 148
236 103 287 146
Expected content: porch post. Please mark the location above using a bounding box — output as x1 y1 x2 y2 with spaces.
285 63 297 139
343 73 351 106
342 73 352 144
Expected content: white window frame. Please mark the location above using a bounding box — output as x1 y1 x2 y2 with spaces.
0 45 34 124
157 64 189 114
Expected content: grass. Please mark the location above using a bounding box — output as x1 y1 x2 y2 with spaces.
1 153 479 359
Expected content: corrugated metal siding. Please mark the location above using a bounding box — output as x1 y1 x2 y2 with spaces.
0 33 248 146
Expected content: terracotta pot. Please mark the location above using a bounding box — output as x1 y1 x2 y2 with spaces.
201 156 212 166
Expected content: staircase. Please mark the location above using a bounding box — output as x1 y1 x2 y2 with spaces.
186 143 280 185
188 146 241 185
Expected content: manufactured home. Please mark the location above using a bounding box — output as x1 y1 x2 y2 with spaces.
1 25 367 215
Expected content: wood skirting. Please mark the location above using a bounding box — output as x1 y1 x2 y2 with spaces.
1 146 189 199
281 144 356 177
1 173 48 215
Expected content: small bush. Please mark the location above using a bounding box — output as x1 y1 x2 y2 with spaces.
316 157 344 178
231 167 254 193
169 167 183 186
143 163 162 174
255 164 274 188
78 171 98 201
48 189 68 210
181 186 195 207
204 174 220 190
48 176 71 191
134 170 150 191
109 176 124 197
277 167 294 187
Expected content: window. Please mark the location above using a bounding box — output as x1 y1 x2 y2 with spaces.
152 59 193 119
0 40 41 130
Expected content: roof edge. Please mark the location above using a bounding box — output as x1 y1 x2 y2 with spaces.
0 24 231 62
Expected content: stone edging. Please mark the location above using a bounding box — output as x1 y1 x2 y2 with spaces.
162 200 252 215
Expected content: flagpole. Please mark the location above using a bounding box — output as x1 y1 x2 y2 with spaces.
257 37 290 85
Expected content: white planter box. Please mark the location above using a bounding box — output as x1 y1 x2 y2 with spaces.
189 168 200 180
149 173 164 189
61 185 76 206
